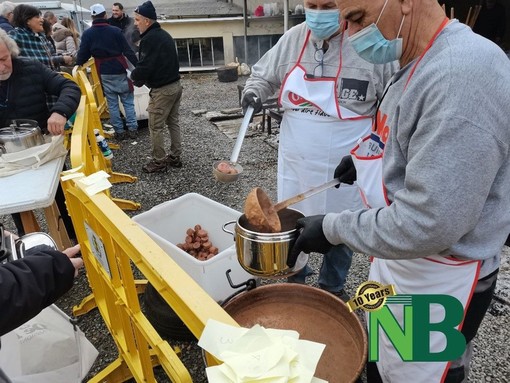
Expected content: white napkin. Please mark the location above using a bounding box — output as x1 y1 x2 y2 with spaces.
199 319 327 383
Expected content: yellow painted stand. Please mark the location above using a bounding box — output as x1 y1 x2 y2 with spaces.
62 177 237 382
70 71 140 211
63 64 234 382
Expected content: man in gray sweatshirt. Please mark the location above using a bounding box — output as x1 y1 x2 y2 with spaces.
288 0 510 381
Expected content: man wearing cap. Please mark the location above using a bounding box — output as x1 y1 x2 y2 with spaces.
131 0 182 173
76 3 138 141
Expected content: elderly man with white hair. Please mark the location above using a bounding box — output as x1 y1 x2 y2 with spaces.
0 28 80 239
0 1 15 32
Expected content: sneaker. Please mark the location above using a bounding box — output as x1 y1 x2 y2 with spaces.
142 159 167 173
127 130 137 139
165 154 183 168
330 289 350 303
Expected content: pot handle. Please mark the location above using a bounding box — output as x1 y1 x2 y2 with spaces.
222 221 236 237
0 143 5 154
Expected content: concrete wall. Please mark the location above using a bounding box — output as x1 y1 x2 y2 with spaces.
159 15 304 65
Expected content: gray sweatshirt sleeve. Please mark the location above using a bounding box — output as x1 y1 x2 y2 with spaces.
324 118 507 259
323 23 510 269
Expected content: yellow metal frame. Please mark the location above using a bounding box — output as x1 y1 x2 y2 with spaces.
72 61 108 119
62 177 237 382
70 72 140 211
65 59 234 382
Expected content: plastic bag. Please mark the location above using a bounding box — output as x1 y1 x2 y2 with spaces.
0 305 98 383
0 135 67 177
239 63 251 76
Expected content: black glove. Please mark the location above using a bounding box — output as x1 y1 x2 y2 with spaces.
241 92 262 115
287 215 332 267
334 155 356 187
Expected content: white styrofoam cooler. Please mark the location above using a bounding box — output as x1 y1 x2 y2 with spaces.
132 193 254 302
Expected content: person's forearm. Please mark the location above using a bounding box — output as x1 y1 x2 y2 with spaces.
0 250 75 335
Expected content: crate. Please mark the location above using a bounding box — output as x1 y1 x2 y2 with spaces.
132 193 255 302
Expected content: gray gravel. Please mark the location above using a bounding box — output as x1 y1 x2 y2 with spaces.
2 72 509 382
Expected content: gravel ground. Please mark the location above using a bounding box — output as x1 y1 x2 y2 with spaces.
2 72 509 382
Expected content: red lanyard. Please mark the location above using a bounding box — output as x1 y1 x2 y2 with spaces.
404 17 450 90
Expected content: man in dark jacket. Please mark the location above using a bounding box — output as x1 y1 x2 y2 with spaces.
0 29 80 239
77 3 138 141
0 29 80 135
132 0 182 173
108 2 140 50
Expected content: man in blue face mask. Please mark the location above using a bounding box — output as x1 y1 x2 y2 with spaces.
242 0 397 303
288 0 510 382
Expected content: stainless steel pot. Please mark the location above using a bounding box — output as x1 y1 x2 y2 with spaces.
0 120 44 155
1 232 58 262
223 208 309 278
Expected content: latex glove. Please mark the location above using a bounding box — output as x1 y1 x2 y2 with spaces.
241 92 262 115
287 215 332 267
334 155 356 187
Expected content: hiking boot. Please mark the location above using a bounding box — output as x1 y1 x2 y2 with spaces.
142 159 167 173
127 130 137 139
330 289 350 303
115 131 127 141
165 154 183 168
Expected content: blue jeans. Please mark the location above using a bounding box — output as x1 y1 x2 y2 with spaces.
288 244 353 293
101 74 138 133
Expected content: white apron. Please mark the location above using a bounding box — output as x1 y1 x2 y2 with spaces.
277 30 372 216
355 18 481 382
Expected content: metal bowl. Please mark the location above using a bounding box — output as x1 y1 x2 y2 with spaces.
222 283 367 382
212 160 243 183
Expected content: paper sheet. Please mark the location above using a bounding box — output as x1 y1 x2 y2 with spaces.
77 170 112 195
199 319 327 383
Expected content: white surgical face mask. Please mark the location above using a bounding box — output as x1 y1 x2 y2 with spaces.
348 0 405 64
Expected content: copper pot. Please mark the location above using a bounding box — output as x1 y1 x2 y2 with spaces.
222 283 367 382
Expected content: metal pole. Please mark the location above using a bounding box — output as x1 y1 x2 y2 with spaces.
243 0 248 64
284 0 289 32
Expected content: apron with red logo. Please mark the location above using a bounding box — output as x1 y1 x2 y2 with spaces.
277 30 371 215
355 19 481 382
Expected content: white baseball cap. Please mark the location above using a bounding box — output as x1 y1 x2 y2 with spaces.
90 3 106 16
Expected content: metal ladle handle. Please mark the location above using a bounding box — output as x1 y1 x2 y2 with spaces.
273 178 341 212
230 104 255 165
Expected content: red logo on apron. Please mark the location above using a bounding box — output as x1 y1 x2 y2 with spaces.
288 91 308 105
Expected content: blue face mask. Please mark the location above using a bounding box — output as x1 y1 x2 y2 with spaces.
348 0 405 64
305 8 340 40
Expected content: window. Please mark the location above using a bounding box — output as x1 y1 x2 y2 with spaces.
175 37 225 69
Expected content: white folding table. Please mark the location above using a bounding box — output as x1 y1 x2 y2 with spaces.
0 155 72 249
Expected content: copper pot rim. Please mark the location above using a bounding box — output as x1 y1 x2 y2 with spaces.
222 283 368 382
